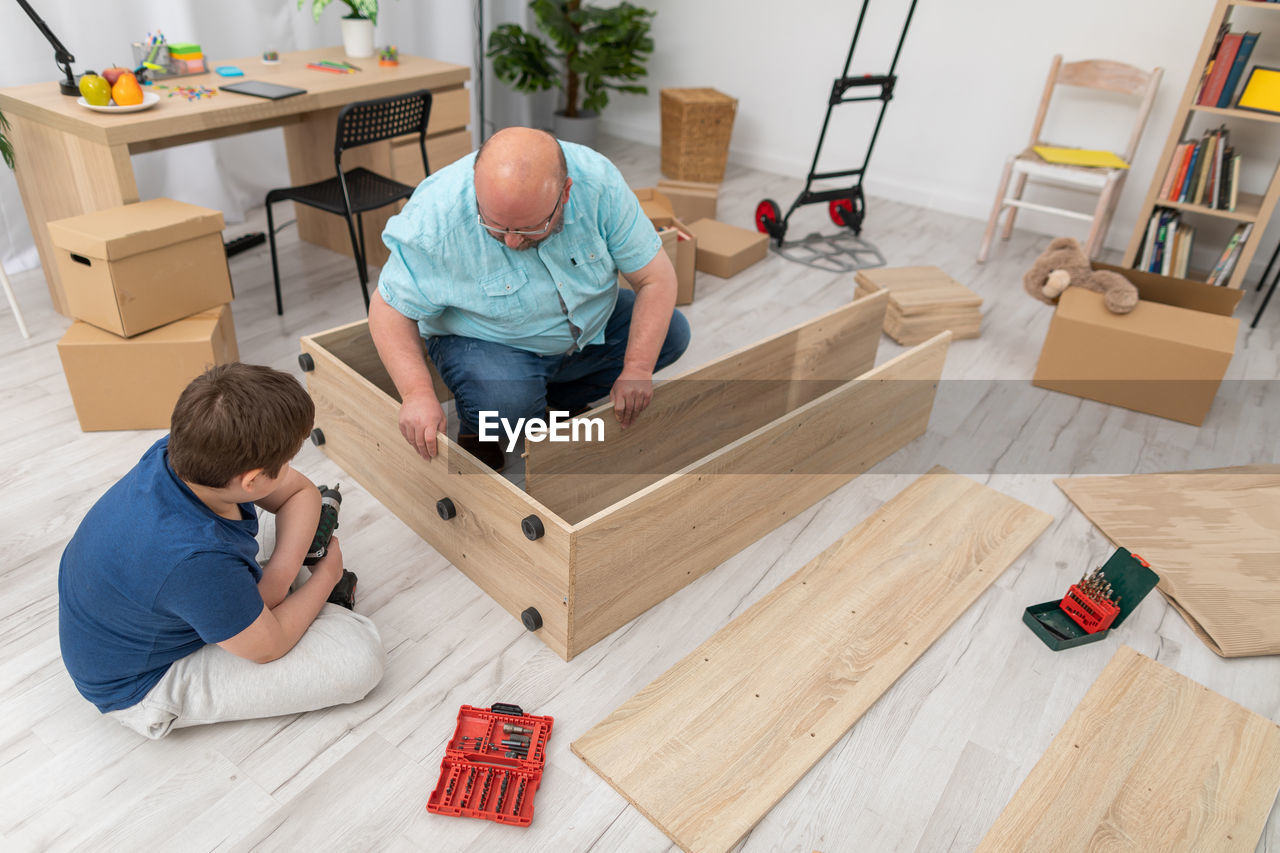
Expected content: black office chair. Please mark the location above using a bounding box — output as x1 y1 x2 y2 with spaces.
265 89 433 314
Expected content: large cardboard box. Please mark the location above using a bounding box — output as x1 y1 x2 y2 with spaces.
632 187 675 224
58 304 239 431
47 198 233 338
687 218 769 279
1032 264 1242 426
656 179 719 223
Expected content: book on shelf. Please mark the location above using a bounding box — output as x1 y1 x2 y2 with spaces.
1160 128 1237 209
1207 222 1253 286
1199 32 1243 106
1218 32 1259 107
1179 140 1202 202
1229 154 1241 211
1195 23 1231 103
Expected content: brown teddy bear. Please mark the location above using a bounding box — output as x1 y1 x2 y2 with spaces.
1023 237 1139 314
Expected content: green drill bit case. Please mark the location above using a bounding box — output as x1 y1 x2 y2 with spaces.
1023 547 1159 651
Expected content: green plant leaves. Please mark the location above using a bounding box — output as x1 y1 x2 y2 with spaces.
298 0 380 26
488 0 654 116
0 110 13 171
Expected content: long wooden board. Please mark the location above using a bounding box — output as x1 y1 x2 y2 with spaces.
1056 466 1280 657
979 645 1280 852
526 291 888 524
571 466 1052 852
301 327 574 659
568 331 949 658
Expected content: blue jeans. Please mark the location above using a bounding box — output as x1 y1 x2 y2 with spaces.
426 289 691 434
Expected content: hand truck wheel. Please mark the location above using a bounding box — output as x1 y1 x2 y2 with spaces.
755 198 784 242
829 193 865 235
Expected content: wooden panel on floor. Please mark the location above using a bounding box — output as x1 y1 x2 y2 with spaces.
572 466 1051 853
527 290 888 524
568 331 948 658
301 328 572 658
978 646 1280 852
1056 466 1280 657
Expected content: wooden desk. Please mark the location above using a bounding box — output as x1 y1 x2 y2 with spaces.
0 47 471 314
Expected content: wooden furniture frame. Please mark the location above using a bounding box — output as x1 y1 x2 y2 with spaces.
979 55 1162 262
0 48 470 315
1123 0 1280 289
299 290 951 660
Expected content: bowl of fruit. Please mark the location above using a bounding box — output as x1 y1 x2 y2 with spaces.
77 68 160 113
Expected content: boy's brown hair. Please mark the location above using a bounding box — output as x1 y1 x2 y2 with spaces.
169 363 314 488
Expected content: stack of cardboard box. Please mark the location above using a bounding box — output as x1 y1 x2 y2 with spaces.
51 199 238 431
854 266 982 345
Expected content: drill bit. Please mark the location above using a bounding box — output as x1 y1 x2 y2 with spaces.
495 771 510 813
504 723 533 735
462 767 477 806
512 777 527 816
445 768 457 800
478 768 493 811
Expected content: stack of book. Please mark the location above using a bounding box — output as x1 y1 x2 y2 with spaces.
1136 209 1195 278
1207 222 1253 286
1156 126 1239 211
1195 28 1260 108
854 266 982 345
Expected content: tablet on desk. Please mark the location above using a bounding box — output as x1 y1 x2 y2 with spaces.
219 81 307 100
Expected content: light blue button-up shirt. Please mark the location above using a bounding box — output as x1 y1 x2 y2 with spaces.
377 142 662 357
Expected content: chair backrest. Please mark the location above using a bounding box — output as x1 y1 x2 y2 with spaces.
334 89 433 162
1027 55 1163 164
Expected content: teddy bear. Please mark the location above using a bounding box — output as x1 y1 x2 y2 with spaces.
1023 236 1139 314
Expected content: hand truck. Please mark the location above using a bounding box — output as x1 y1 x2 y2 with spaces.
755 0 919 273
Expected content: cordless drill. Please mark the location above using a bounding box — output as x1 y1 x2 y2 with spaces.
306 484 357 609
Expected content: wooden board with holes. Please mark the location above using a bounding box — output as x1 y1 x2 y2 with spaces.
571 467 1051 853
1056 466 1280 657
978 645 1280 852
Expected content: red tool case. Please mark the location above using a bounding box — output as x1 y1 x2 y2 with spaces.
426 704 553 827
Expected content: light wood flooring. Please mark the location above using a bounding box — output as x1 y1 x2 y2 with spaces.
1 134 1277 852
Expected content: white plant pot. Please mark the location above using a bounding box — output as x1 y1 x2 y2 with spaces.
553 110 599 148
341 17 375 59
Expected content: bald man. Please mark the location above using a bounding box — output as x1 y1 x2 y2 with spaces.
369 128 690 471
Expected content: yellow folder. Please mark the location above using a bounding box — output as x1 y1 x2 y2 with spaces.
1237 67 1280 114
1032 146 1130 169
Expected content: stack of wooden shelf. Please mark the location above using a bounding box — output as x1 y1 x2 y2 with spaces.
855 266 982 345
1123 0 1280 289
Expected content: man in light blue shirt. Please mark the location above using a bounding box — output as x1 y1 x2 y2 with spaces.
369 127 690 470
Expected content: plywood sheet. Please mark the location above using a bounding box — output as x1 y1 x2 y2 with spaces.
979 646 1280 852
1057 466 1280 657
572 467 1051 853
854 266 982 314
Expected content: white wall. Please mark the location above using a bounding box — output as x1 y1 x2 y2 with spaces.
599 0 1278 273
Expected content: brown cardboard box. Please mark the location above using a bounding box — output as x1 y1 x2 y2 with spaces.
656 179 719 223
618 220 698 305
58 304 239 431
687 218 769 279
47 198 233 338
1032 264 1242 426
632 187 675 224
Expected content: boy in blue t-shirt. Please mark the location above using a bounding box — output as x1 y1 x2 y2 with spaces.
59 363 385 739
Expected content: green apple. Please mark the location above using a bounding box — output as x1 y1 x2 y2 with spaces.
79 72 112 106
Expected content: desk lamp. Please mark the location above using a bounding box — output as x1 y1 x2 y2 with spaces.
15 0 81 95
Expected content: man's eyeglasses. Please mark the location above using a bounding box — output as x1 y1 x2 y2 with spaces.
477 186 565 237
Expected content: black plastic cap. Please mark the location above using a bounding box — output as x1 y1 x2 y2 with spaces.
521 515 545 541
437 497 456 520
310 428 325 446
298 352 315 372
520 607 543 631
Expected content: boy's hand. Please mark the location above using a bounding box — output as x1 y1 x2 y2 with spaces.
311 535 344 590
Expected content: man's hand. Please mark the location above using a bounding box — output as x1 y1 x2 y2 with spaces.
610 366 654 428
400 391 447 459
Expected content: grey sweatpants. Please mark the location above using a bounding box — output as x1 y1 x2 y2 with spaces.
105 604 385 739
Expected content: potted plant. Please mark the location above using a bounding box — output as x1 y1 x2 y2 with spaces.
298 0 380 59
488 0 655 147
0 111 13 171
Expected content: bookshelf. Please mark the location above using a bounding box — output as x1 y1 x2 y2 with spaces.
1122 0 1280 288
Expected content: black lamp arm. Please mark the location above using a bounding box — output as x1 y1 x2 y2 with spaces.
14 0 81 95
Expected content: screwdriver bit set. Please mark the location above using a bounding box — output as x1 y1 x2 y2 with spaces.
426 703 553 827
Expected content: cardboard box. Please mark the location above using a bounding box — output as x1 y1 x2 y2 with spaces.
47 198 233 338
687 218 769 279
632 187 675 225
58 304 239 431
1032 264 1242 426
656 179 719 224
619 220 698 305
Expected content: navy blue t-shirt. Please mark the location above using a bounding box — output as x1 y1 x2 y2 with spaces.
58 437 266 712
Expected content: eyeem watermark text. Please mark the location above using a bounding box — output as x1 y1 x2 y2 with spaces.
478 410 605 452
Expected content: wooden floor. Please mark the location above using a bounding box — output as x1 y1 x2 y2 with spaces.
1 134 1277 852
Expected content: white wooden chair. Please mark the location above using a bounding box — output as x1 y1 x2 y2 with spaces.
978 55 1162 263
0 261 30 339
